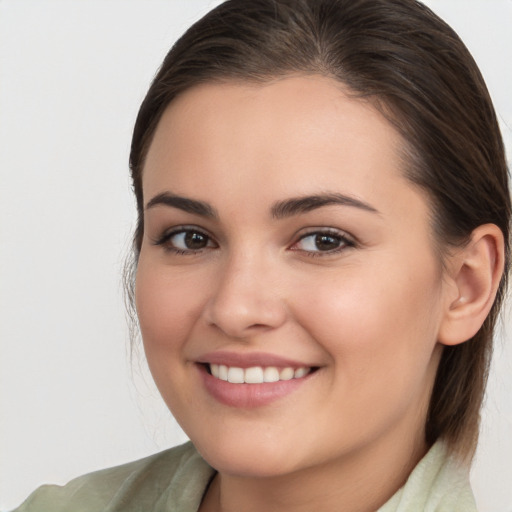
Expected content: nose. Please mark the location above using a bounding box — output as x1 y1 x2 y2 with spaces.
203 253 288 339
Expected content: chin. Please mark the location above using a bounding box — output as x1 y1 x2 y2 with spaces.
192 434 307 478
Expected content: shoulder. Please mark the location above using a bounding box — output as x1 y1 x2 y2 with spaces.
11 442 215 512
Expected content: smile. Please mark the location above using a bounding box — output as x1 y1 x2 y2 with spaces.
209 364 311 384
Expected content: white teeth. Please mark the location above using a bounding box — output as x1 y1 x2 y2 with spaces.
227 367 245 383
219 364 228 381
263 366 280 382
294 367 308 378
209 364 311 383
279 367 294 381
245 366 264 384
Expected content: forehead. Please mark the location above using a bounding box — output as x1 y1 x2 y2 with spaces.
142 75 424 222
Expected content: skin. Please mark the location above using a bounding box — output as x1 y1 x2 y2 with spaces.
135 75 460 512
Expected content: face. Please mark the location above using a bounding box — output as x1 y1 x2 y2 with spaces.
136 75 449 478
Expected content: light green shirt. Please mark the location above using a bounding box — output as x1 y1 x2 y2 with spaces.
11 441 477 511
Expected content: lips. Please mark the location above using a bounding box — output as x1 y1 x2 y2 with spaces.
196 351 317 408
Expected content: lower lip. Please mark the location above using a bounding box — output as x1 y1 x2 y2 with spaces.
198 365 311 408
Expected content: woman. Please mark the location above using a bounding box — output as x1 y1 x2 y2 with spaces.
13 0 510 510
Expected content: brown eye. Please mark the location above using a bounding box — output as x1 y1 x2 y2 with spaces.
156 229 217 253
314 233 343 251
292 230 354 254
183 231 209 249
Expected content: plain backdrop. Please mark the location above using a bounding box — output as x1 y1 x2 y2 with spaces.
1 1 511 511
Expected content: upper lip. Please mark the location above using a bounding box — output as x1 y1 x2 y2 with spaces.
196 351 314 369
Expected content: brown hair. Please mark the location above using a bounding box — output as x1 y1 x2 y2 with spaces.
128 0 510 460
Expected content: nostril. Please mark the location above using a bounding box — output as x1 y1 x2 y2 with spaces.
248 323 274 330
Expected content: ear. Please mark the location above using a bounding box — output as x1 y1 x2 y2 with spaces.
438 224 505 346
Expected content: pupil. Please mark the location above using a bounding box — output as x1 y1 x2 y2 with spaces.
315 234 339 251
185 232 207 249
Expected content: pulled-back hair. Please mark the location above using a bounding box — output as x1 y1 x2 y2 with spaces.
128 0 510 460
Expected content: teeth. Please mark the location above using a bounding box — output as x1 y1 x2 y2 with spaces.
227 367 244 383
208 364 311 383
294 367 308 378
263 367 280 383
245 366 264 384
219 364 228 381
279 367 294 381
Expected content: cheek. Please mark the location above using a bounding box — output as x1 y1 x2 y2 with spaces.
293 260 443 390
134 259 212 416
299 272 443 440
135 261 202 358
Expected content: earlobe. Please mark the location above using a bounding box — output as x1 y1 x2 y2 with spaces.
438 224 505 346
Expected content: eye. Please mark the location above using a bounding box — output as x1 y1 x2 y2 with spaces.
153 227 217 254
291 230 354 255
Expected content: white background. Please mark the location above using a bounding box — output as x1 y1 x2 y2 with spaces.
0 1 511 510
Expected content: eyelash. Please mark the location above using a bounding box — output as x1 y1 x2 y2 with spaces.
152 226 216 255
152 227 355 257
291 229 355 257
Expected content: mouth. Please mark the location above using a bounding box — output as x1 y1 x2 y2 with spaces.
203 363 316 384
197 355 319 407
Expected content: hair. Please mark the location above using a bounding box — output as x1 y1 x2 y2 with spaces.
127 0 510 461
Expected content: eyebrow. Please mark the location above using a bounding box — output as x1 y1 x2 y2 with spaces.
145 192 218 218
271 193 379 219
145 191 379 219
